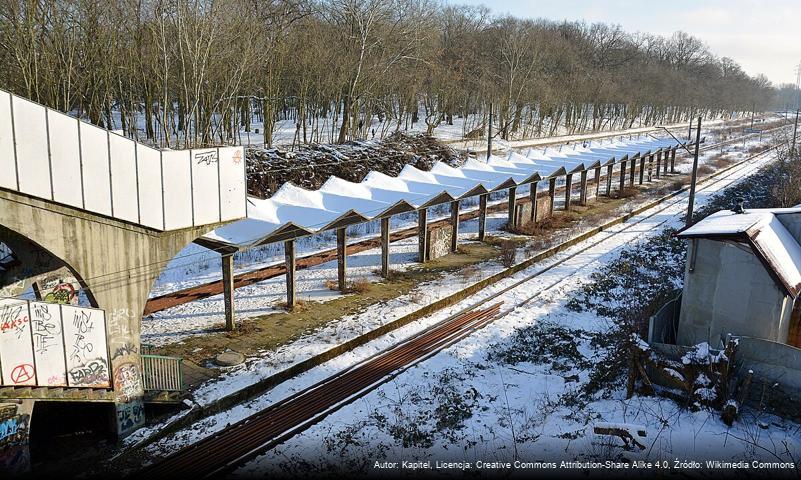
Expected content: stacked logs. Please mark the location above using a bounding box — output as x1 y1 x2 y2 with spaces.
246 132 462 198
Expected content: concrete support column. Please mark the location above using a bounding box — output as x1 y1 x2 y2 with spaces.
221 253 236 331
670 148 677 173
579 170 588 205
478 194 487 241
417 208 428 262
284 239 296 309
656 151 662 178
638 156 646 185
629 157 636 187
449 200 459 253
605 165 613 196
380 217 390 278
529 181 539 222
564 174 573 211
618 161 627 192
336 227 347 292
507 187 517 228
548 177 557 212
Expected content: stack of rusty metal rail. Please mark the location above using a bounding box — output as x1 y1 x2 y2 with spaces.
135 303 502 478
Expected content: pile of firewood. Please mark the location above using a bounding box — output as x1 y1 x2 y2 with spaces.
628 336 753 425
245 132 463 198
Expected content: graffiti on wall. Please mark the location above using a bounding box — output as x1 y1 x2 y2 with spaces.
116 399 145 437
113 362 142 403
0 298 111 388
0 404 31 474
42 281 77 305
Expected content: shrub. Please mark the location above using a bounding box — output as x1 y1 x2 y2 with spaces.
499 239 517 268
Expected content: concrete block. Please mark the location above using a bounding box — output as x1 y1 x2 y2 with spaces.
535 194 552 222
427 225 453 260
514 202 532 227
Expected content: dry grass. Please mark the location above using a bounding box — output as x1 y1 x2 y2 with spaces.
459 264 481 282
697 165 715 176
613 187 640 199
346 278 371 294
325 277 372 294
499 239 517 267
278 299 309 312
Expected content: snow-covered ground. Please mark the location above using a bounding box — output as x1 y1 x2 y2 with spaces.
130 137 795 476
142 133 765 347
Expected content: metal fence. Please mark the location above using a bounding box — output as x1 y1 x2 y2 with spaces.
141 354 183 392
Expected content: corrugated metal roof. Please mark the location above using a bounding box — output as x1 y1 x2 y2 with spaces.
202 136 682 249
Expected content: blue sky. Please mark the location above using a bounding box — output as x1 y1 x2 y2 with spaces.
446 0 800 86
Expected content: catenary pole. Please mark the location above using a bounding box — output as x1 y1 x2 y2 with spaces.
686 116 702 227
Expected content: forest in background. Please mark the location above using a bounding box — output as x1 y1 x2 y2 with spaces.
0 0 786 149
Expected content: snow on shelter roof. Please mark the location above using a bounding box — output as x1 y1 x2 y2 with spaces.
678 208 801 297
201 136 684 249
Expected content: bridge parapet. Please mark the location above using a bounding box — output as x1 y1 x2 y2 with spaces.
0 89 246 231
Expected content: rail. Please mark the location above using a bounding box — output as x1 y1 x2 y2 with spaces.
141 354 183 392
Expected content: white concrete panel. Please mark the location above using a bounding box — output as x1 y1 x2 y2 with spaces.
29 301 67 387
218 147 246 221
191 148 221 225
0 91 16 190
136 145 164 230
162 150 193 230
109 134 139 223
0 298 36 386
12 96 51 200
48 110 83 208
62 305 110 388
80 123 112 216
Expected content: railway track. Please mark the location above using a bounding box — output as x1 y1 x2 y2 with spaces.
143 124 788 316
134 144 777 478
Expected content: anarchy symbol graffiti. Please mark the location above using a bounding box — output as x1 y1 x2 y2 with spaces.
10 364 34 384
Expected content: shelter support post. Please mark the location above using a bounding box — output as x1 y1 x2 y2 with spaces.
530 181 539 222
222 253 236 331
648 154 654 182
579 170 588 205
656 151 662 178
629 157 636 187
418 208 428 262
619 161 626 192
450 200 459 252
284 239 296 309
594 167 601 198
605 165 613 196
478 194 487 241
564 174 572 211
671 148 677 173
337 227 347 292
549 177 557 212
380 217 390 278
638 156 645 185
508 187 517 227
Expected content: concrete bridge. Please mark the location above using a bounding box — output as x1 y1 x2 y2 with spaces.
0 88 246 470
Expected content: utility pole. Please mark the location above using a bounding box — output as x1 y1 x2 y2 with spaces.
792 109 800 158
686 116 702 227
486 102 493 161
795 61 801 111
